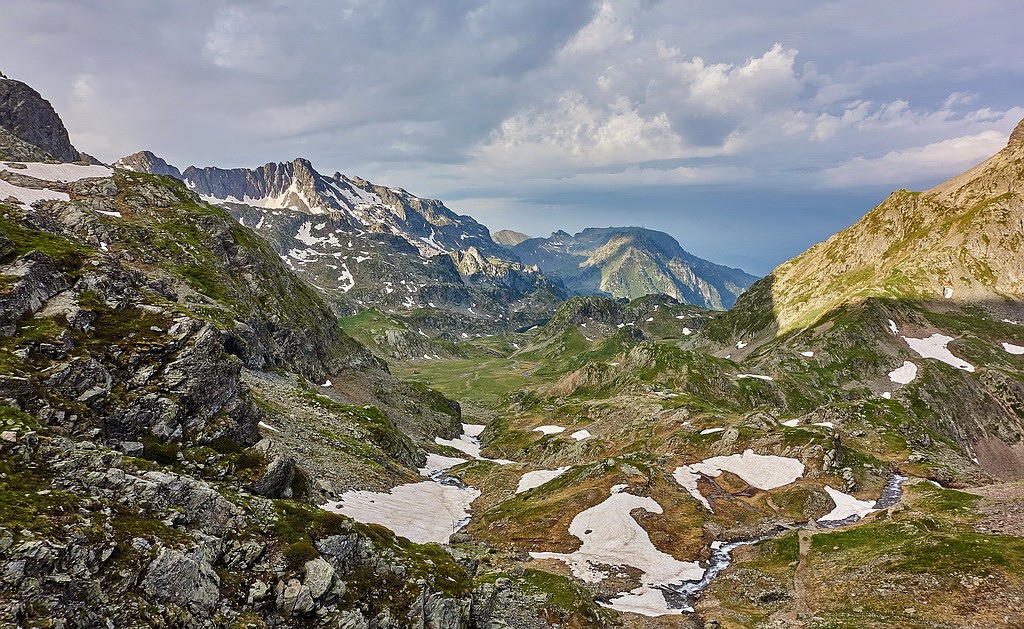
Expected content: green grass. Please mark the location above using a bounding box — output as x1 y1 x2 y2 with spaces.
394 356 532 407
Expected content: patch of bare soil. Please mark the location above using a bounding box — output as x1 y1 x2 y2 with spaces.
965 480 1024 536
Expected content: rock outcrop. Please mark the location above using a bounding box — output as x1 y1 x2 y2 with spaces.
0 75 81 162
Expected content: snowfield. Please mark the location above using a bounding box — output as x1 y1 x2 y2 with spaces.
818 486 877 522
0 162 112 182
533 425 565 435
530 485 704 616
434 424 513 465
686 449 804 490
419 453 467 474
0 179 70 205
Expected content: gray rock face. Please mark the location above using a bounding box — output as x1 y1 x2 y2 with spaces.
0 76 81 162
490 229 531 248
0 127 53 161
141 547 221 613
247 454 297 498
276 578 315 615
0 252 70 336
303 557 336 599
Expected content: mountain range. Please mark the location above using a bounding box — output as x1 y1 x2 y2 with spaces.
2 72 1024 629
115 151 757 327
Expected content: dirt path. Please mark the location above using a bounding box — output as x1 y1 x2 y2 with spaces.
791 530 813 623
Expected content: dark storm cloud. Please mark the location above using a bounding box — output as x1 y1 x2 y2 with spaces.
1 0 1022 274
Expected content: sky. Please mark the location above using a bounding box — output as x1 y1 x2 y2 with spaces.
2 1 1022 275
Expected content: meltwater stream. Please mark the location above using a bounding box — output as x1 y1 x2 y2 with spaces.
662 473 908 612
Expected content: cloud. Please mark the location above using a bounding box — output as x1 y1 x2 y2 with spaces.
1 0 1023 272
822 130 1008 187
475 93 684 170
563 0 637 55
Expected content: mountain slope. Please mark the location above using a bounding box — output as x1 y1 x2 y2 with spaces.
491 229 531 247
724 118 1024 336
0 79 543 626
701 118 1024 482
0 73 81 162
116 152 563 334
512 227 757 308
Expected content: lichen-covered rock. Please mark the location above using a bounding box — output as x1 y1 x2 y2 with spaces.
141 547 220 614
247 454 297 498
0 252 70 336
276 577 315 615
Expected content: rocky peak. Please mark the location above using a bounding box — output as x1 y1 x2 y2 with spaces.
491 229 531 247
0 75 81 162
115 150 183 179
1007 117 1024 151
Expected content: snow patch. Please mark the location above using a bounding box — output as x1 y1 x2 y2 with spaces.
800 351 814 357
1 162 112 182
530 488 704 616
0 179 69 205
337 263 354 292
571 430 592 441
516 467 570 494
419 453 467 475
673 449 804 511
533 425 565 435
818 486 877 522
887 361 918 384
326 482 480 544
736 373 773 381
1002 342 1024 355
462 423 486 437
686 449 804 491
258 421 280 433
295 221 339 246
903 334 974 372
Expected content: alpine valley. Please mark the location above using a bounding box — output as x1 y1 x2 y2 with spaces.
1 69 1024 629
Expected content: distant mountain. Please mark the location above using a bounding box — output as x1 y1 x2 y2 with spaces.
116 152 563 333
512 227 757 309
491 229 531 247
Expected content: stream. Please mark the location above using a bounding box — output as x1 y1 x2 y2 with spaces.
661 473 909 612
